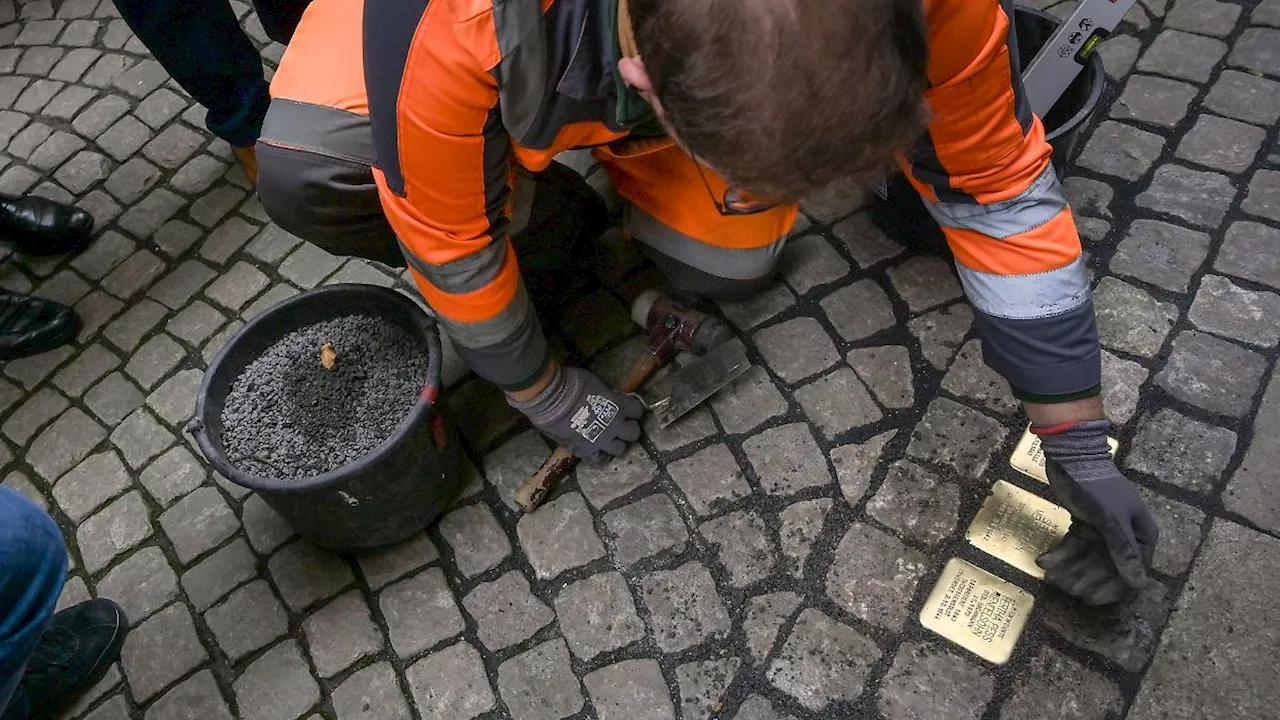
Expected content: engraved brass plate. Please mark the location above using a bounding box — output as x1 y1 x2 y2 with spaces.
919 558 1034 665
1009 425 1119 483
966 480 1072 579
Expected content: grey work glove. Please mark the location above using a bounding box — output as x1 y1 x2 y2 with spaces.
508 366 644 465
1034 419 1159 604
1037 524 1135 606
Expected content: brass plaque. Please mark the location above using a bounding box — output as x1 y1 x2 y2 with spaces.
966 480 1072 579
1010 425 1119 483
919 558 1034 665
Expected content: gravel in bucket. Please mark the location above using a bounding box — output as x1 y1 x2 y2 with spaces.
221 315 429 480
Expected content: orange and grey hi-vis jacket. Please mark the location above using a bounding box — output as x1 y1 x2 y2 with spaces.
363 0 1101 401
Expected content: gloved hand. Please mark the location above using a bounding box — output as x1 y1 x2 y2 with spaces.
1034 419 1158 604
1037 523 1135 605
508 366 644 465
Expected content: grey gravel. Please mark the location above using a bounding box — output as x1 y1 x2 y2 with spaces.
221 315 429 479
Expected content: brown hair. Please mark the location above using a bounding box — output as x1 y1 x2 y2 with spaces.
628 0 930 201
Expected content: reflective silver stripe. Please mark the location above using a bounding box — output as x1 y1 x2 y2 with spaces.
399 239 508 296
923 164 1067 239
955 256 1089 320
435 280 539 349
628 207 784 281
395 173 528 293
259 99 373 167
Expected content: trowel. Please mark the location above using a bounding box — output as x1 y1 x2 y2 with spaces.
636 337 752 428
514 293 752 513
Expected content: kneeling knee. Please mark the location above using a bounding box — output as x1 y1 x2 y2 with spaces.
256 99 403 266
644 248 777 302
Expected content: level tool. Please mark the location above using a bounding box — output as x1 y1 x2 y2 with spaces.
1023 0 1139 117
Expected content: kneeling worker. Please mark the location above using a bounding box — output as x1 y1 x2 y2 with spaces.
256 0 1158 606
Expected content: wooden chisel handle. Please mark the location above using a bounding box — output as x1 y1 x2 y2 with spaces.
514 353 659 512
514 446 575 512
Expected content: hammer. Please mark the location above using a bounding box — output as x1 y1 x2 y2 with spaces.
514 290 733 512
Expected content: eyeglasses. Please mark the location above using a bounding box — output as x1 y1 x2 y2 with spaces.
691 159 777 216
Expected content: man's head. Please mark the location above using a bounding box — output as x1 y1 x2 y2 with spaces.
620 0 930 202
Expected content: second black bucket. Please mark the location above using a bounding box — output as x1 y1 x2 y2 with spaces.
1015 6 1108 172
190 283 464 552
869 5 1107 247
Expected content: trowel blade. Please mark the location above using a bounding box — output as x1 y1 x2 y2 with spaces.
640 338 751 428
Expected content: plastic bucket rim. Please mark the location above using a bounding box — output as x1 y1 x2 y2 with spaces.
1044 49 1104 144
1016 5 1107 144
191 282 444 494
193 283 441 494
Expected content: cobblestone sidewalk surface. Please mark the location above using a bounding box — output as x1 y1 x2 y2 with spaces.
3 0 1280 717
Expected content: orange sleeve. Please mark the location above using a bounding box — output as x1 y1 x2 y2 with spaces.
901 0 1099 400
907 0 1049 205
365 0 549 389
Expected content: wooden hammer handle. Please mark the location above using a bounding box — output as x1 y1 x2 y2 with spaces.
514 446 575 512
514 353 660 512
617 353 659 395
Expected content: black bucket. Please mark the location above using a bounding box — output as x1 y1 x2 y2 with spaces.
869 5 1107 246
190 283 464 552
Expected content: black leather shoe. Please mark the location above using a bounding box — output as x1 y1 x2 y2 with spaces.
0 600 127 720
0 291 79 361
0 194 94 256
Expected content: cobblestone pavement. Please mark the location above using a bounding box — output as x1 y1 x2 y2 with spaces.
3 0 1279 718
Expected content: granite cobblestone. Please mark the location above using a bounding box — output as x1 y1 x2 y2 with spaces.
2 10 1277 718
303 590 384 677
120 603 207 703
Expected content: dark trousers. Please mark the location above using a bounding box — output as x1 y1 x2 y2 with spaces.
0 488 68 714
109 0 310 147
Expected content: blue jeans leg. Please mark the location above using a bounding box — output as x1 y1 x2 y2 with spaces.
109 0 272 147
0 488 68 715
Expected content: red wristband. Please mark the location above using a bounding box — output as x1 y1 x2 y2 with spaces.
1030 421 1079 436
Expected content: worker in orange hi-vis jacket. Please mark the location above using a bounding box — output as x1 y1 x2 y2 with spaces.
255 0 1158 606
